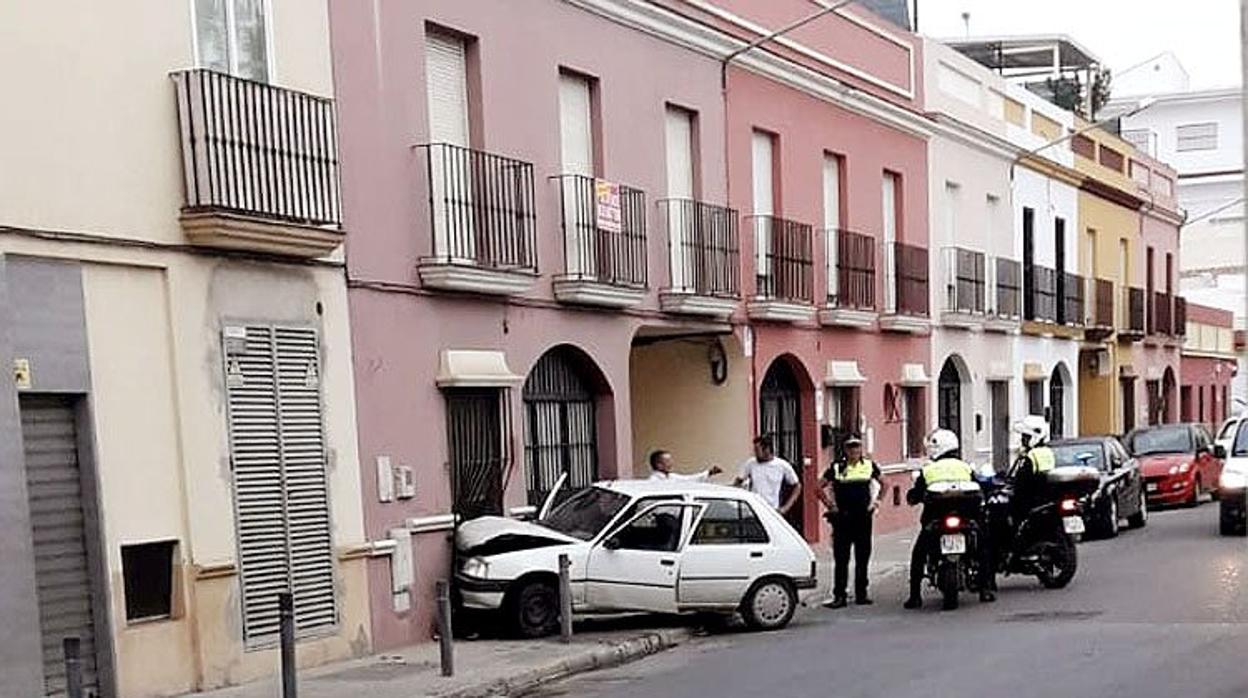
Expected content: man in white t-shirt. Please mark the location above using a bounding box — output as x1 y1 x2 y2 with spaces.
647 449 723 481
734 435 801 512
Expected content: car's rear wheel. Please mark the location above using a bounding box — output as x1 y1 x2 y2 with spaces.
741 577 797 631
1220 501 1247 536
506 578 559 639
1127 488 1148 529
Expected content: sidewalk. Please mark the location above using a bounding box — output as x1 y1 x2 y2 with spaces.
193 526 917 698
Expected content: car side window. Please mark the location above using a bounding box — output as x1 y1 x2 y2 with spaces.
691 499 770 545
1194 427 1209 451
612 503 686 552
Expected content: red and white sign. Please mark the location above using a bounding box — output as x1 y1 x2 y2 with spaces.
594 179 622 233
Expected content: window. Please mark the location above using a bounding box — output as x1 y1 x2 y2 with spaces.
122 541 177 622
829 386 861 432
1026 380 1045 417
900 386 925 459
1121 129 1153 154
823 152 844 294
446 389 506 520
425 28 472 146
1177 122 1218 152
1129 160 1150 185
1098 145 1125 173
1198 386 1206 423
558 70 597 176
523 348 599 507
612 503 686 552
223 325 336 645
882 171 901 245
194 0 269 81
692 499 769 545
752 130 777 288
1071 134 1096 159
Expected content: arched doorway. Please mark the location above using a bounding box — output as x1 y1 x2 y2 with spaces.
1050 364 1070 439
937 356 967 447
1162 366 1178 424
523 346 605 507
759 359 804 532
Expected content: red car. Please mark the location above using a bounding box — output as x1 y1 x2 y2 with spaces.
1124 424 1224 507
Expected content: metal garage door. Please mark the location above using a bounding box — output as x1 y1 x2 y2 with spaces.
20 396 99 696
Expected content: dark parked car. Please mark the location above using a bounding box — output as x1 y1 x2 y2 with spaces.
1124 424 1224 507
1051 437 1147 538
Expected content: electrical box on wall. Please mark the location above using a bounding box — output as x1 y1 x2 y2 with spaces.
395 465 416 499
376 456 394 502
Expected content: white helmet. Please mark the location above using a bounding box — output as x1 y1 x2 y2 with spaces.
926 429 960 461
1013 415 1050 448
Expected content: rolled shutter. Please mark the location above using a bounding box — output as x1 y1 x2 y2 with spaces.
425 32 470 146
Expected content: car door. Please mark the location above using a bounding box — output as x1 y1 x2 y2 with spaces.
1109 439 1141 516
1198 425 1223 489
585 501 702 613
678 498 770 607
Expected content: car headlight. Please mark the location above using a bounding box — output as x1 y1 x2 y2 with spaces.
1179 462 1191 474
1221 471 1248 490
461 556 489 578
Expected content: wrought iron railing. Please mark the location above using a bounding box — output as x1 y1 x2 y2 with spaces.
944 247 986 314
1123 286 1146 335
1175 296 1188 337
1025 264 1058 322
992 257 1022 319
1087 278 1115 328
173 69 342 226
552 174 646 288
660 199 740 298
417 143 537 270
884 242 929 316
1154 291 1173 336
826 229 876 310
1060 271 1085 326
751 215 813 303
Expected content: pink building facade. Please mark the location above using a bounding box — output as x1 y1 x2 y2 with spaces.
1180 303 1237 430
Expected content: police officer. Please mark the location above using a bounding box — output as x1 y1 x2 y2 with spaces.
1011 415 1055 518
818 435 882 609
904 429 996 609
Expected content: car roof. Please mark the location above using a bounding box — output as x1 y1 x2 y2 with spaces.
594 479 751 498
1052 437 1109 446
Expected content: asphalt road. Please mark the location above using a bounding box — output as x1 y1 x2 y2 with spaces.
527 505 1248 698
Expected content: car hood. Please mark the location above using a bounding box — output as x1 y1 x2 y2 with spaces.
456 516 581 556
1137 453 1194 477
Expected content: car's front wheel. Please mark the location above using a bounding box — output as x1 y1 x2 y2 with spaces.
1220 500 1247 536
506 577 559 639
741 577 797 631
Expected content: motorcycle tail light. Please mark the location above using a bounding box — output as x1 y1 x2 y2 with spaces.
944 515 962 530
1059 498 1078 513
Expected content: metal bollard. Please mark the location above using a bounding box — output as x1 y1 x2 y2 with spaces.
436 580 454 677
558 554 573 643
63 637 83 698
279 593 297 698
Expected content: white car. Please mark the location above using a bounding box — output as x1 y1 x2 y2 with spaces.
455 479 818 637
1216 415 1242 457
1219 418 1248 536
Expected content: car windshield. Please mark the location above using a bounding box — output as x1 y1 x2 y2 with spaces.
1052 443 1106 470
538 486 630 541
1219 420 1239 441
1128 426 1193 456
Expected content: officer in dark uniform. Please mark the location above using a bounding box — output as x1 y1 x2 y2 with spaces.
819 435 882 609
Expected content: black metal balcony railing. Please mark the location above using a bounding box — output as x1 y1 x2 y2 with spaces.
552 175 646 288
827 229 876 310
885 242 929 316
993 257 1022 319
417 143 537 270
751 216 813 303
660 199 740 298
1154 291 1173 336
1175 296 1188 337
1060 271 1085 326
1088 278 1115 328
1123 286 1146 335
173 69 342 226
1024 264 1058 322
944 247 986 314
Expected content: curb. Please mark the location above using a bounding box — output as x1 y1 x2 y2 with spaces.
431 627 693 698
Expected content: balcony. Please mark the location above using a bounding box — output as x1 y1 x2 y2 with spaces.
551 175 647 308
1085 278 1116 341
821 229 877 329
173 70 344 258
1119 286 1146 341
941 247 986 330
880 242 930 334
1024 264 1058 325
1058 271 1085 328
416 143 538 295
747 216 815 323
985 257 1022 333
659 199 741 319
1153 291 1173 338
1175 297 1188 338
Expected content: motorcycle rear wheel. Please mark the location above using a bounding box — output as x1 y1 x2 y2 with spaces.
938 562 960 610
1033 534 1078 589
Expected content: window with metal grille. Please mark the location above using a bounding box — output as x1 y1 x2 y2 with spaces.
1176 122 1218 152
223 325 337 647
523 349 599 507
446 389 507 520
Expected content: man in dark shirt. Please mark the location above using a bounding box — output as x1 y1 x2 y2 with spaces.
818 435 882 608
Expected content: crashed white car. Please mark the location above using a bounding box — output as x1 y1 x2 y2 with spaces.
455 479 818 637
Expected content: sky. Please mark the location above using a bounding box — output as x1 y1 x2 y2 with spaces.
915 0 1242 90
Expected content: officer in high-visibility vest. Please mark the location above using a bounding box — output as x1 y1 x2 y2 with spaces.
1011 415 1055 517
904 429 996 609
818 435 881 609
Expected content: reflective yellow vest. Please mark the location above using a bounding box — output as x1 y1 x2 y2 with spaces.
1027 446 1056 473
923 458 975 484
834 458 875 483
